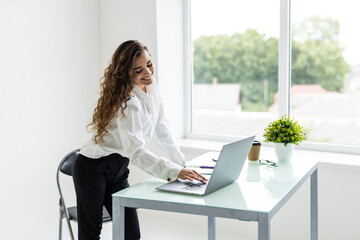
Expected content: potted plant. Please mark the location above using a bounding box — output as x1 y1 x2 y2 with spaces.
263 115 306 161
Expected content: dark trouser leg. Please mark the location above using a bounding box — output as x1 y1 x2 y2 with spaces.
103 154 141 240
73 153 140 240
72 154 107 240
104 180 140 240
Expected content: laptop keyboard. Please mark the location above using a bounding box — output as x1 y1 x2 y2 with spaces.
182 182 206 191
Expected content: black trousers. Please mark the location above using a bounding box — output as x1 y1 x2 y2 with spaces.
72 153 140 240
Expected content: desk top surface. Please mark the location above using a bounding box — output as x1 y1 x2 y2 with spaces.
113 151 318 213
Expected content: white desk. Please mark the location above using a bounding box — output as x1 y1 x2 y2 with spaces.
112 152 318 240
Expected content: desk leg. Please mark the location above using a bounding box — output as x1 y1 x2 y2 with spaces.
258 212 270 240
311 169 318 240
208 216 215 240
112 198 125 240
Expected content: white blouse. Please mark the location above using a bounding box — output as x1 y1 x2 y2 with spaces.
80 80 187 181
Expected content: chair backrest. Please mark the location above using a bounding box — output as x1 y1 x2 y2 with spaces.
59 149 80 176
57 149 80 217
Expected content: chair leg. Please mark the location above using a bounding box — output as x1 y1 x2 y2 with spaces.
59 209 63 240
65 216 75 240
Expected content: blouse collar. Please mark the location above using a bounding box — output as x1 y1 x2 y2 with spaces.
133 84 153 101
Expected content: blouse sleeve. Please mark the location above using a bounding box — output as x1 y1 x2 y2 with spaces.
154 86 187 167
117 99 183 181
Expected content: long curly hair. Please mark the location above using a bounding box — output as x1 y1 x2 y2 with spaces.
87 40 149 144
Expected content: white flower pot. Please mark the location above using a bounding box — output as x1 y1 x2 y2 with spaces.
274 143 294 162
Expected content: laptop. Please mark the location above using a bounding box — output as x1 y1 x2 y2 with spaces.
155 135 255 196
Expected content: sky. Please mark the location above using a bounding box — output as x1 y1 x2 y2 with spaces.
191 0 360 65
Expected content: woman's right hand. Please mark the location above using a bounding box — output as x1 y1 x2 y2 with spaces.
178 168 208 183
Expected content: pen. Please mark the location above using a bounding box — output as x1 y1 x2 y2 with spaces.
199 166 214 169
186 165 214 169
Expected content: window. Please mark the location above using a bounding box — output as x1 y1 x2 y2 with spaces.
185 0 360 153
188 0 280 140
291 0 360 147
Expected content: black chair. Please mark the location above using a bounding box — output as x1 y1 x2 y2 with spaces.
57 149 111 240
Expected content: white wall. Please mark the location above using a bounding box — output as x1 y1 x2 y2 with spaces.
156 0 186 139
99 0 158 79
0 0 100 239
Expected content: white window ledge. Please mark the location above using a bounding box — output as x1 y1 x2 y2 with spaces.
177 138 360 171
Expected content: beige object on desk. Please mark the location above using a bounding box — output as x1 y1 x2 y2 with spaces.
248 140 261 161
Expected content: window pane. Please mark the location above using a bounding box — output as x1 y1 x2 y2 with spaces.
291 0 360 146
191 0 279 138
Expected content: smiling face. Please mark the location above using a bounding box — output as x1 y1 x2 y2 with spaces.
132 50 154 92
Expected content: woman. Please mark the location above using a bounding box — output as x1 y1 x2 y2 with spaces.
72 40 207 240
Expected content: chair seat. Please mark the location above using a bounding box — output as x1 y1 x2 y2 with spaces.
67 206 112 222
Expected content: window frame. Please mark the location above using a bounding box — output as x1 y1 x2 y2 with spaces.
183 0 360 154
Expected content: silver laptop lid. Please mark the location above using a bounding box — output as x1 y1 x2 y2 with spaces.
204 135 255 195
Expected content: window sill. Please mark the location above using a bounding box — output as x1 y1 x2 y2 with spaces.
177 138 360 171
